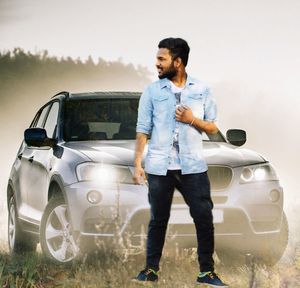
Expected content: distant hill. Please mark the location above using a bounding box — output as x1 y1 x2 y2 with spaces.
0 48 151 107
0 47 151 130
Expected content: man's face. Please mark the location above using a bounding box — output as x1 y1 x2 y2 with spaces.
156 48 177 80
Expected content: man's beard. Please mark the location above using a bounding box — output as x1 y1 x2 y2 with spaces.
158 62 177 80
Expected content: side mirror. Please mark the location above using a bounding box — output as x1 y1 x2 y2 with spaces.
226 129 247 146
24 128 55 147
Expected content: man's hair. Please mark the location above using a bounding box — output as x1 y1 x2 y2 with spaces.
158 37 190 67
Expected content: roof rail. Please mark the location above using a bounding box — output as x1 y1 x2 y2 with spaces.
51 91 70 99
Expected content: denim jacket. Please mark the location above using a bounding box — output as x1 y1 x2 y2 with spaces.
136 75 217 175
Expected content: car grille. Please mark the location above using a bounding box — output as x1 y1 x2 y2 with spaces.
172 166 232 205
207 166 232 191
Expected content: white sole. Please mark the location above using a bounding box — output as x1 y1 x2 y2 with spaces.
196 282 229 288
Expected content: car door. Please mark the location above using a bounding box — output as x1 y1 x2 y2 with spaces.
17 104 51 222
26 101 60 223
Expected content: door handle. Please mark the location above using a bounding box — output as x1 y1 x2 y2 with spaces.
28 156 34 163
17 153 23 160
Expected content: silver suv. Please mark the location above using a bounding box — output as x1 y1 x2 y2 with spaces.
7 91 288 264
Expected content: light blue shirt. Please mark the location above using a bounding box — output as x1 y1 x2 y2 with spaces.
136 75 217 175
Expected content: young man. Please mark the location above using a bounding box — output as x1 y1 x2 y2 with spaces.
133 38 228 287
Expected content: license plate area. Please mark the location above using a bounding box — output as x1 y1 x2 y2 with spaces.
169 209 224 224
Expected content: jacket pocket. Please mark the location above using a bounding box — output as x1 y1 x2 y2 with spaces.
153 94 169 113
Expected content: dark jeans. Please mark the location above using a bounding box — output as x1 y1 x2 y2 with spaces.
146 170 214 272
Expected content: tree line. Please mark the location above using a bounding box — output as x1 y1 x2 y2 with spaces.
0 47 151 130
0 48 151 98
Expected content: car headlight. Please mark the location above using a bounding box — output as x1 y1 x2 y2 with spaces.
76 162 134 184
240 163 278 184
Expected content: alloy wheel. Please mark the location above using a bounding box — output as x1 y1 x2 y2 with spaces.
45 204 79 262
8 200 16 250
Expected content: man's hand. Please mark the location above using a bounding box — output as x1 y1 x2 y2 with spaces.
176 105 218 134
176 105 194 124
133 165 147 185
134 132 148 185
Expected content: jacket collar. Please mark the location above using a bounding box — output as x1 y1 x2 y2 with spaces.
159 74 195 90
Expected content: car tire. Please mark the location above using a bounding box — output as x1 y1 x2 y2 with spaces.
8 196 37 253
217 212 289 266
40 196 80 264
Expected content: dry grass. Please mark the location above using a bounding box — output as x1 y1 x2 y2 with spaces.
1 198 300 287
1 200 300 287
0 240 300 288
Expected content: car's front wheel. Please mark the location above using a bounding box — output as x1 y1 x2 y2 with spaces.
8 196 37 253
40 196 80 264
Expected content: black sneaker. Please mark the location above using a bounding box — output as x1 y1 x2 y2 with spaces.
196 271 228 287
132 268 159 283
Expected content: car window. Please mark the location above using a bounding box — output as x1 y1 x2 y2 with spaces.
44 102 59 138
34 105 51 128
63 98 138 141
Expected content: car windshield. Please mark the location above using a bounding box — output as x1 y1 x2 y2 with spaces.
63 98 226 142
63 98 139 141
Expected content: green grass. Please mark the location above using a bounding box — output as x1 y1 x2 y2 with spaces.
0 243 300 288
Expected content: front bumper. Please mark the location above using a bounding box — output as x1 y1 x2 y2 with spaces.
64 177 284 250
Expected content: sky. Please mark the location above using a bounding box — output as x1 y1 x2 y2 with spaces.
1 0 299 83
0 0 300 242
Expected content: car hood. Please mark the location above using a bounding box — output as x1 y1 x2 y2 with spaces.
63 140 266 167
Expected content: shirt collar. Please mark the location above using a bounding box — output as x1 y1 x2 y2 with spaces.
159 74 195 89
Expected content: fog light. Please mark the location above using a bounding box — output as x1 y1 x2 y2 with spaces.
87 190 102 204
269 189 280 202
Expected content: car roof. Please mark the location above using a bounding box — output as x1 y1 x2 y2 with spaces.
52 91 141 100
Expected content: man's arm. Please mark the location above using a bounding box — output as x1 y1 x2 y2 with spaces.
133 132 148 184
175 106 218 134
134 86 153 184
